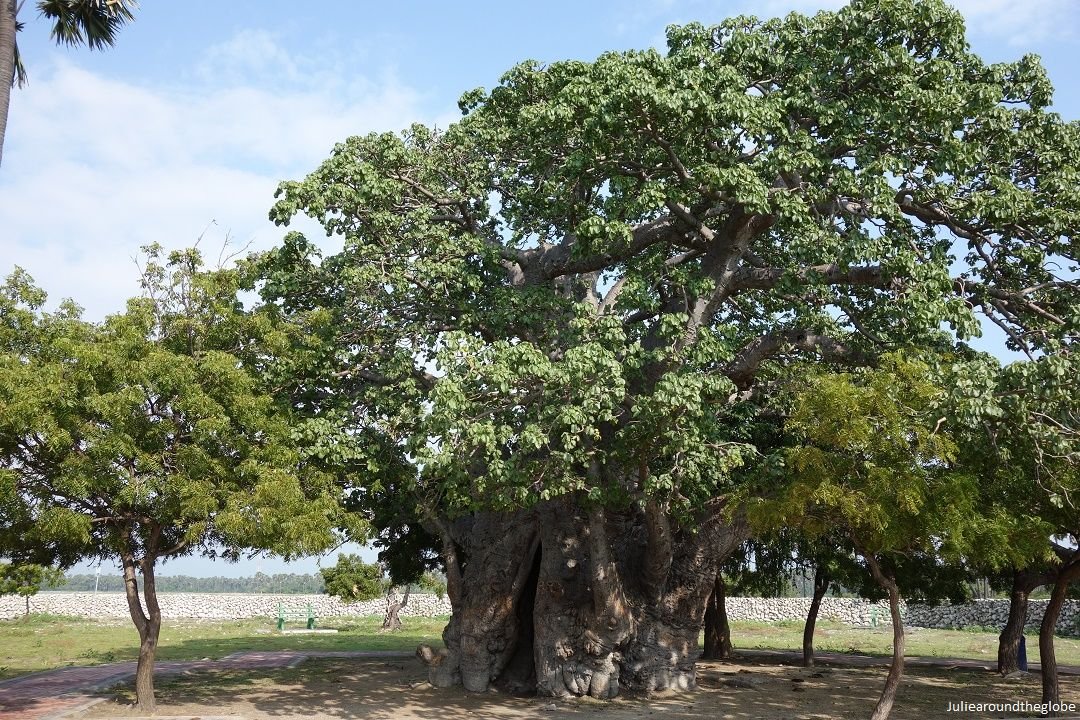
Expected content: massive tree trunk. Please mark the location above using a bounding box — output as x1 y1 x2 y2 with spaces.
802 565 829 667
701 573 733 660
417 508 540 694
0 0 16 168
864 553 904 720
1040 559 1080 711
418 495 750 699
532 501 631 698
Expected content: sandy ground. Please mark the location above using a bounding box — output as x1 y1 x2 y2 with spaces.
78 656 1080 720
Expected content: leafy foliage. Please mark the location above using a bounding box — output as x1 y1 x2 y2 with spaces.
320 554 386 603
0 249 370 709
753 356 973 556
0 562 64 599
0 249 364 570
259 0 1080 545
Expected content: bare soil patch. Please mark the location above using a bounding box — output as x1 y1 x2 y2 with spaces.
78 656 1080 720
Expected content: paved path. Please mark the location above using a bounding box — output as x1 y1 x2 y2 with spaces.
0 650 412 720
2 648 1077 720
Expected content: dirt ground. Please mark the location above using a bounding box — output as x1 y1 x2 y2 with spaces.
79 656 1080 720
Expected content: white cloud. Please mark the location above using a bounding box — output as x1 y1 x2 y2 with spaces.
0 32 429 320
644 0 1076 46
948 0 1075 46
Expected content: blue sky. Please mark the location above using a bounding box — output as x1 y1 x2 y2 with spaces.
1 0 1077 577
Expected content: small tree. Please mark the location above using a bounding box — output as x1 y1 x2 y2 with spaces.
319 554 422 630
0 250 364 712
756 355 976 720
0 561 63 615
320 553 386 602
417 571 447 600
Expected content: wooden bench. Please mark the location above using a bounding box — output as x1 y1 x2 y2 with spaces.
276 603 316 630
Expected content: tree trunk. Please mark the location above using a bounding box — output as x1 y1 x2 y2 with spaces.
864 553 904 720
23 593 29 616
416 508 540 693
998 569 1036 674
617 502 748 694
701 573 733 660
121 546 161 713
1040 559 1080 711
0 0 16 168
802 566 829 667
382 585 410 630
532 502 632 698
420 495 750 699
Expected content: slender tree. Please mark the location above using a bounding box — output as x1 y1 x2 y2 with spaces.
701 573 733 660
0 561 63 614
0 0 136 166
757 356 978 720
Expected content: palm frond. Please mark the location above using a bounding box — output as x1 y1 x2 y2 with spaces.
12 4 27 88
13 37 27 88
36 0 136 50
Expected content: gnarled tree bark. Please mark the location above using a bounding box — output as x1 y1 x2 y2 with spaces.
417 495 750 699
417 508 540 693
382 585 410 631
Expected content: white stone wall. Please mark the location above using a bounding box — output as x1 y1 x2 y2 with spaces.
0 591 452 621
727 597 1080 636
725 596 892 627
904 598 1080 634
3 592 1077 635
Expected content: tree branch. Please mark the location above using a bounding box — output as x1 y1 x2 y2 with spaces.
724 329 871 389
730 263 894 294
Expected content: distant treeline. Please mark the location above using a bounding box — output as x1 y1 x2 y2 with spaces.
49 572 327 594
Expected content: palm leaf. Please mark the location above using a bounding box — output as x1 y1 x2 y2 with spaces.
10 0 27 87
36 0 136 50
12 36 27 88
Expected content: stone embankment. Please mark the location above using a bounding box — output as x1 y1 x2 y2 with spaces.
726 596 1080 636
3 593 1078 635
0 591 452 621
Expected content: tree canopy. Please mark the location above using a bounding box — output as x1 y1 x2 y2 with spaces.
263 0 1079 529
320 553 386 603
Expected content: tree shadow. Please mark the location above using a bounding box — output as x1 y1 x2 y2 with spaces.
91 655 1080 720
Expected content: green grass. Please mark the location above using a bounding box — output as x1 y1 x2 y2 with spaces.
3 614 1079 682
0 614 447 680
728 619 1080 666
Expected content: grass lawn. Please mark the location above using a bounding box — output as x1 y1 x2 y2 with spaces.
729 618 1080 666
0 614 448 680
3 614 1078 682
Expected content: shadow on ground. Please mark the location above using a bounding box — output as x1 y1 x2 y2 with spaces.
85 655 1080 720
